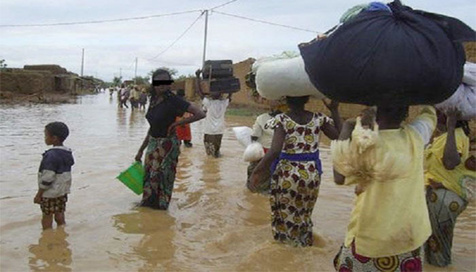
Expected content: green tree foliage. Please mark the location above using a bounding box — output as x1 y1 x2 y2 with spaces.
112 76 122 86
175 74 195 81
133 76 150 85
0 59 7 69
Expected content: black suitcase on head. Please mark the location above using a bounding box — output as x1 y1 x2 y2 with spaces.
210 77 241 93
202 60 233 79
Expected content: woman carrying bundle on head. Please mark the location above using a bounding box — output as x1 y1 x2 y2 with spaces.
249 95 341 247
332 105 437 271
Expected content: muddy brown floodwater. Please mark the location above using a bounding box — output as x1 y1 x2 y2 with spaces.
0 92 474 271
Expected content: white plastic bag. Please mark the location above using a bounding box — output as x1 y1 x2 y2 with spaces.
232 126 253 147
243 142 265 162
435 84 476 120
252 55 325 100
436 62 476 120
463 62 476 86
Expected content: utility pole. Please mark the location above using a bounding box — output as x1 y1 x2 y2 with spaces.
119 68 122 78
80 48 84 77
134 57 138 84
202 10 209 68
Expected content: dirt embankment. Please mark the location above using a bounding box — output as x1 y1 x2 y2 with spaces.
0 64 97 103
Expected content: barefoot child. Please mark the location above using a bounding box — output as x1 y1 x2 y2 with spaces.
34 122 74 230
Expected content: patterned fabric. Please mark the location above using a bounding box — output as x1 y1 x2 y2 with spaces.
141 136 180 210
247 159 271 194
334 241 423 272
204 134 223 157
40 195 68 215
425 187 468 267
268 112 332 246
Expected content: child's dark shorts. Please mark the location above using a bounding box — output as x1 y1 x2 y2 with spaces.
40 195 68 215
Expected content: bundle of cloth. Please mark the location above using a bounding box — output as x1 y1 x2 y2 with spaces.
299 0 475 106
232 126 265 162
436 62 476 120
250 52 325 100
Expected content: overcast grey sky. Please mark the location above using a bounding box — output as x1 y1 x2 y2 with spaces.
1 0 475 81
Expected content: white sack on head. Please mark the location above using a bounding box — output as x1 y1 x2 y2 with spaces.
463 62 476 86
243 142 265 162
435 84 476 120
252 55 325 100
232 126 253 147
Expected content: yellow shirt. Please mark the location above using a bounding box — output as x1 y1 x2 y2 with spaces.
335 106 436 257
425 128 475 200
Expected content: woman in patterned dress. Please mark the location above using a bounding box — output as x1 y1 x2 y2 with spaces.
249 96 340 246
424 109 475 267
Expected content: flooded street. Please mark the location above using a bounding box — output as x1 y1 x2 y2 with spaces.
0 92 475 271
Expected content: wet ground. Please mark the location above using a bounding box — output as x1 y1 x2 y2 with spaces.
0 92 474 271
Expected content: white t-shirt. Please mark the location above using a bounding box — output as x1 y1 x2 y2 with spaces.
251 113 275 149
202 97 229 135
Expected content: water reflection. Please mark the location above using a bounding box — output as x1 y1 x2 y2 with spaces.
112 209 176 271
28 227 72 272
116 108 127 128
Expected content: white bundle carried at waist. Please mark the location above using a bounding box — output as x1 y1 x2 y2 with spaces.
252 53 325 100
232 126 265 162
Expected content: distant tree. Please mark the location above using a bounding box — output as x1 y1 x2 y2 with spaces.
133 76 150 85
0 59 7 69
112 76 122 86
175 74 195 81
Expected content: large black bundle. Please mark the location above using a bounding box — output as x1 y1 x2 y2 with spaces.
299 0 475 106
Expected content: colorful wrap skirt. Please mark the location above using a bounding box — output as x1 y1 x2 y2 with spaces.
270 152 322 247
140 135 180 210
334 241 423 272
425 187 468 267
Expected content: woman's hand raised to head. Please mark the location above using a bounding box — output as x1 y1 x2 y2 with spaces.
322 99 339 113
445 108 460 128
195 69 202 78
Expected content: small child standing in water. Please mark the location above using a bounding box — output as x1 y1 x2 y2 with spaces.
34 122 74 230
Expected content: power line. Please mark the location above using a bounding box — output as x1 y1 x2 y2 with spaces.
147 12 204 61
0 10 201 27
210 0 239 10
212 10 320 34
